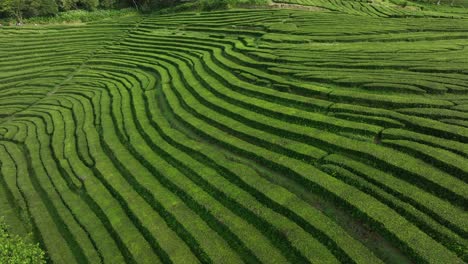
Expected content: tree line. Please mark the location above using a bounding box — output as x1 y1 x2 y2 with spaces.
0 0 181 22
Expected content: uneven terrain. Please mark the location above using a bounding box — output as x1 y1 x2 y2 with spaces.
0 1 467 263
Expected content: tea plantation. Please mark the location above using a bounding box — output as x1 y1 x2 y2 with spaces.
0 1 467 263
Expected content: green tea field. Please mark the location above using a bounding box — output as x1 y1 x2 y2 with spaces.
0 1 467 263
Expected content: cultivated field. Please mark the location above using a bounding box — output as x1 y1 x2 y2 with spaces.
0 1 467 263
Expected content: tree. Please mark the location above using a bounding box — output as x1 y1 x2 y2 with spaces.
0 218 45 264
79 0 99 10
28 0 58 17
100 0 118 8
0 0 58 22
57 0 98 11
0 0 28 22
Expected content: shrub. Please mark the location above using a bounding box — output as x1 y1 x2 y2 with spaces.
0 218 45 264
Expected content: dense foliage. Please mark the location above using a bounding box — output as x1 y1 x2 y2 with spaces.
0 219 45 264
0 0 268 23
0 0 271 22
0 0 179 22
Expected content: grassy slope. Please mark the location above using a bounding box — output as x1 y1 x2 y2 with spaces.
0 1 467 263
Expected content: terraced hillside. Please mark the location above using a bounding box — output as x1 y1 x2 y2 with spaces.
0 3 467 264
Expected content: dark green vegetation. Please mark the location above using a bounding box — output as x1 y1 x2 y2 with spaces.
0 0 467 263
0 0 269 23
0 0 175 23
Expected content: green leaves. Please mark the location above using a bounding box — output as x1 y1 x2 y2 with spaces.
0 218 46 264
0 0 58 22
0 0 27 22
